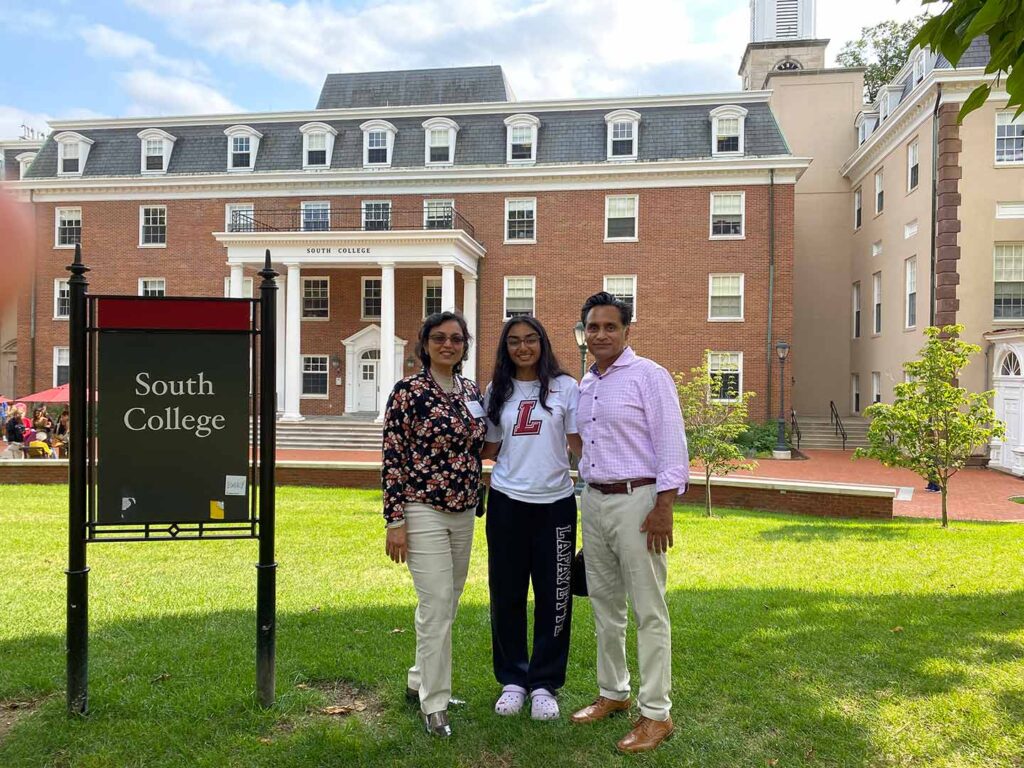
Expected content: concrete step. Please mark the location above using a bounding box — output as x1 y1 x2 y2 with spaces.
274 418 384 451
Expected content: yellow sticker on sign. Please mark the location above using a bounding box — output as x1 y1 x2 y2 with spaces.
210 500 225 520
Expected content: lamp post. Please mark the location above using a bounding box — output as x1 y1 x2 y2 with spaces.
572 322 588 493
774 340 791 459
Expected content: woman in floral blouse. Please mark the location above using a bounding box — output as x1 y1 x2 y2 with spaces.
382 310 486 738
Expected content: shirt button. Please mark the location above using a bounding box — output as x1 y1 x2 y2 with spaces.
591 463 595 467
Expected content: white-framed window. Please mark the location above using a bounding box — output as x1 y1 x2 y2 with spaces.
54 347 70 387
301 201 330 232
54 132 93 176
872 371 881 404
874 169 884 214
604 109 640 160
16 152 35 179
224 125 262 172
139 205 167 247
905 256 917 329
996 202 1024 219
424 199 454 229
504 276 535 319
505 198 536 243
872 240 883 258
905 219 919 239
873 271 882 334
302 277 329 320
223 276 254 297
605 195 638 241
137 128 176 174
225 203 255 232
362 200 391 231
994 243 1024 319
708 351 742 402
139 278 166 297
299 121 337 169
361 277 382 320
854 188 863 229
422 117 459 166
710 192 744 239
504 114 540 164
423 276 442 318
360 119 397 167
709 105 747 156
54 279 70 319
301 355 329 397
55 207 82 248
708 274 744 321
852 282 861 339
604 275 637 321
912 54 925 85
1001 352 1023 376
996 112 1024 164
851 373 861 413
907 139 919 191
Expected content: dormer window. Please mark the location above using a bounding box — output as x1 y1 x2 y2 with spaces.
16 152 36 180
137 128 176 174
855 113 879 145
605 109 640 161
54 132 94 177
709 106 747 157
360 120 397 168
912 55 925 86
504 114 540 164
422 117 459 166
300 122 337 170
224 125 262 172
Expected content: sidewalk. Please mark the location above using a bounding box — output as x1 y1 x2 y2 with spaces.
276 448 1024 523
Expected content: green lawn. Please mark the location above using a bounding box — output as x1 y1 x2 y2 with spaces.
1 485 1023 767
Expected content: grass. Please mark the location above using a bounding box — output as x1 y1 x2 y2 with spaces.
1 485 1023 767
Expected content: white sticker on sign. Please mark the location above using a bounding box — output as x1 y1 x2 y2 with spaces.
225 475 247 496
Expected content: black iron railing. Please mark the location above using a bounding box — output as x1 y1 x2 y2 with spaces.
790 409 802 451
227 207 476 240
829 400 848 450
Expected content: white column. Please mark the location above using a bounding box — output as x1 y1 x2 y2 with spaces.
441 262 456 312
377 262 396 422
229 264 244 298
281 262 304 421
462 275 477 381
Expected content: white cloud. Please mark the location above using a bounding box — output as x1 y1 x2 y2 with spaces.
81 24 210 80
118 70 243 116
819 0 930 65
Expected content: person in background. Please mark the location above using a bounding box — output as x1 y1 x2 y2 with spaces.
53 410 69 459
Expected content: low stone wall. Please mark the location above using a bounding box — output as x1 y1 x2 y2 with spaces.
0 460 895 519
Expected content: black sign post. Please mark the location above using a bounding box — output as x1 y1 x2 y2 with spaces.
66 247 277 715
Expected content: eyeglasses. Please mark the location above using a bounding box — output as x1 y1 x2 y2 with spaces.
428 333 466 346
507 334 541 349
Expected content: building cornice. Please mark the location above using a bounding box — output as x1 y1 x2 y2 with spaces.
216 228 488 261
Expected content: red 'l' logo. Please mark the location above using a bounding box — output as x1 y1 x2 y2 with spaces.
512 400 543 436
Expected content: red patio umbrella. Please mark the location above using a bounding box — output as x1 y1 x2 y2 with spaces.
18 383 70 403
0 395 10 403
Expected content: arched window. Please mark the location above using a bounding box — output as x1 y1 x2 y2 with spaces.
775 59 801 71
1001 351 1022 376
362 349 381 360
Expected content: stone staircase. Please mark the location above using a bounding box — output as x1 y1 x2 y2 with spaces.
274 416 383 451
792 414 870 451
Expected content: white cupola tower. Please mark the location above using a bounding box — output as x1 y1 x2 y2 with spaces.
740 0 827 90
750 0 816 43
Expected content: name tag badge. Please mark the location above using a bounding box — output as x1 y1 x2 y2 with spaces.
465 400 485 419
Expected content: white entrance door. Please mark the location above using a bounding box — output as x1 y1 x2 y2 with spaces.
356 350 380 411
1004 398 1020 470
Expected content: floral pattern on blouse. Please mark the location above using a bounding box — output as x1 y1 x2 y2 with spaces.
381 370 487 524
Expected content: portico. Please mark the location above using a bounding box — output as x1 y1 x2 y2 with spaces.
216 228 485 421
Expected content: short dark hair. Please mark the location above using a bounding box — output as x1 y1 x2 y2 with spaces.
416 311 472 373
581 291 631 327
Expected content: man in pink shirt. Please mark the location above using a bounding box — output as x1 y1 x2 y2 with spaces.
570 292 688 754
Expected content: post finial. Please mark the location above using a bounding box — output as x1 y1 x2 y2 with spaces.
66 243 89 279
258 249 278 284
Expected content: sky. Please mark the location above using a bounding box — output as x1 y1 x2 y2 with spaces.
0 0 927 138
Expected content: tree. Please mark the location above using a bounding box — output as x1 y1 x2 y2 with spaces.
854 325 1005 528
675 355 757 517
837 14 930 101
909 0 1024 122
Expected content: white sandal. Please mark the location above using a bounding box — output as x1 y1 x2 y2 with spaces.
494 684 527 716
530 688 559 721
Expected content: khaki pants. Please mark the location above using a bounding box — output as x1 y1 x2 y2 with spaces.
581 484 672 721
404 503 475 715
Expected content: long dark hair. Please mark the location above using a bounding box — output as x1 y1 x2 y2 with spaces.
416 311 472 374
487 316 568 425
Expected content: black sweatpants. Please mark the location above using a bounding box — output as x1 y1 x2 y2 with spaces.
486 486 577 693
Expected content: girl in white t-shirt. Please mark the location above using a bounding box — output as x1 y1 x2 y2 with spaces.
482 316 582 721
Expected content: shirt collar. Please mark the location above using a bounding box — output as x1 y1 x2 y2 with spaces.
588 346 637 376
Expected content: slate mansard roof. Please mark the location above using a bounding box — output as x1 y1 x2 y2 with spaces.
316 65 512 109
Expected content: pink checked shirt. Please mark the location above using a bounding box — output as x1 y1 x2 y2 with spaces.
578 347 689 493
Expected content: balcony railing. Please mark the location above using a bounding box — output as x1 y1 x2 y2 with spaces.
227 207 476 240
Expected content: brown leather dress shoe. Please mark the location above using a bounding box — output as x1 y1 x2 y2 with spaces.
616 715 674 753
570 696 631 723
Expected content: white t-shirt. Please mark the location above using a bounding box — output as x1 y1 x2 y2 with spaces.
484 374 580 504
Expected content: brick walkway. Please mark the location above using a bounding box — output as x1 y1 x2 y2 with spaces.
275 448 1024 523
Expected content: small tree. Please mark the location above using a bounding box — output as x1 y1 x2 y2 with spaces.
676 355 757 517
854 325 1005 528
837 14 929 101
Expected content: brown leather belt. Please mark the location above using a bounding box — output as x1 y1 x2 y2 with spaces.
588 478 656 495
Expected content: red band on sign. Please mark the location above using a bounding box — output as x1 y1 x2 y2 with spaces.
96 298 251 331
